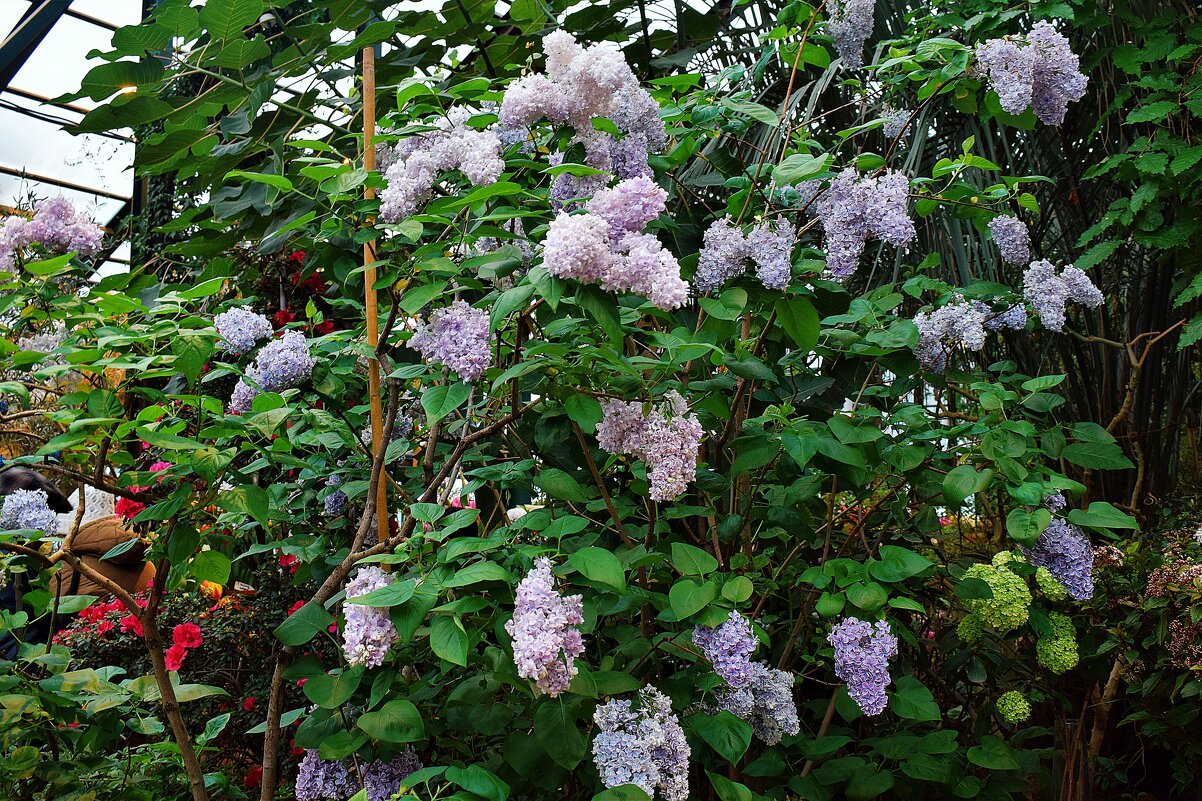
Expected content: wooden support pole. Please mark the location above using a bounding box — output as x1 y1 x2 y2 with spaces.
362 46 389 545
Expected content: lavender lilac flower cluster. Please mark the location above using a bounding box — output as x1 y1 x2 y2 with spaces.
911 295 988 372
828 0 877 69
378 108 504 222
714 662 800 745
816 168 915 280
1022 518 1095 600
695 216 796 291
596 391 702 501
505 557 585 696
408 300 492 381
342 566 400 668
974 22 1088 126
0 488 59 533
1022 260 1103 332
0 197 103 270
228 331 316 413
693 610 757 688
542 177 688 309
592 686 689 801
213 307 274 354
295 748 422 801
827 617 898 716
988 215 1031 265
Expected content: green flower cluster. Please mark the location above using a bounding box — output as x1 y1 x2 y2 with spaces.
957 558 1033 642
1036 612 1079 674
1036 566 1068 601
996 690 1031 723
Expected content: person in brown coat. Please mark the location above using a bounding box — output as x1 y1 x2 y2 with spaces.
50 515 156 599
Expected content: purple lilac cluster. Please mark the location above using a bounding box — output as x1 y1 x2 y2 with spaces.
828 617 898 716
379 108 504 222
881 106 910 141
1 488 59 533
229 331 316 413
988 215 1031 265
542 177 687 309
911 296 988 372
0 197 103 270
828 0 877 69
324 490 348 516
597 391 702 501
499 31 666 193
342 566 400 668
816 168 915 280
592 686 690 801
984 303 1028 332
505 557 586 697
1022 518 1095 600
1022 260 1104 332
1044 492 1068 513
974 22 1088 126
695 217 796 291
296 749 421 801
213 306 274 354
596 399 647 454
363 750 423 801
18 322 66 361
408 300 492 381
715 662 800 745
692 610 757 688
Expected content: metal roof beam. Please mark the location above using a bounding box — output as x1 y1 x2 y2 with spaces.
0 0 72 88
0 163 130 202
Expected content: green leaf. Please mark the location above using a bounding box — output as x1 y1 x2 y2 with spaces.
171 334 213 384
1005 508 1051 547
846 768 896 800
1062 442 1135 470
1067 502 1139 530
565 394 603 433
218 484 270 527
273 602 334 646
868 546 935 583
86 389 124 419
356 699 425 743
198 0 264 41
699 288 747 320
592 788 652 801
706 771 753 801
421 383 472 424
444 562 511 588
967 734 1020 770
534 699 589 770
722 576 754 602
535 468 591 503
191 550 231 584
846 582 888 612
670 542 719 577
303 670 362 710
568 547 626 592
690 711 752 762
722 100 779 127
348 578 416 607
890 676 941 722
773 153 829 185
668 579 717 619
445 764 510 801
429 615 469 666
225 169 292 192
942 465 993 506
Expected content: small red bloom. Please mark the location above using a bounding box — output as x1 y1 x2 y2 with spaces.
244 766 263 789
290 739 305 757
96 619 114 635
115 497 145 522
172 622 203 649
273 309 296 328
287 250 306 264
312 320 335 336
164 644 188 672
243 697 256 711
119 614 143 637
287 600 305 616
296 678 308 688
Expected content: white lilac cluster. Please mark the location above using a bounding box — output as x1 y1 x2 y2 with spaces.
881 106 910 141
714 662 800 745
542 177 687 309
974 22 1088 126
505 557 585 697
342 566 400 668
592 686 689 801
1 488 59 533
499 31 666 195
596 391 702 502
213 307 274 354
911 296 987 372
692 610 757 688
695 217 796 292
828 0 877 69
1022 260 1104 332
228 331 316 413
378 108 504 222
816 169 915 281
1022 518 1095 600
828 617 898 716
295 749 422 801
988 215 1031 265
408 299 492 381
0 197 103 270
18 321 67 364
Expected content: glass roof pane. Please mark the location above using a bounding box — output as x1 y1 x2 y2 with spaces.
0 3 32 34
9 13 115 108
69 0 142 28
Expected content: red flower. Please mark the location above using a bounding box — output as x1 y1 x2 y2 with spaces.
287 600 305 616
290 739 304 757
119 614 143 637
172 622 203 649
115 497 145 522
243 697 256 711
296 678 308 688
244 766 263 789
164 644 188 672
96 619 114 635
273 309 296 328
288 250 306 264
312 320 335 336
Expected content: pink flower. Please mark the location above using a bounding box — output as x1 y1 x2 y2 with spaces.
287 600 304 616
172 622 203 649
164 644 188 672
243 697 256 711
115 497 145 522
119 614 143 637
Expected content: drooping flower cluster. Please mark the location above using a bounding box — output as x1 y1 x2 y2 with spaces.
828 617 897 716
881 106 910 141
229 331 316 413
363 750 424 801
996 690 1031 723
1 488 59 533
342 566 399 668
324 489 348 517
828 0 877 69
714 662 800 744
974 22 1088 126
1036 612 1079 674
408 300 492 381
592 686 690 801
0 196 103 270
956 557 1032 640
693 610 757 688
694 217 796 292
911 295 988 372
1022 260 1103 332
18 321 67 357
505 557 585 697
816 168 915 280
1022 518 1094 600
988 215 1031 265
542 177 687 309
595 391 702 501
984 303 1028 332
164 621 203 672
379 108 504 222
499 31 666 191
295 750 356 801
213 307 274 354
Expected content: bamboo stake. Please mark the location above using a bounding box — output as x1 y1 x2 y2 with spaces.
362 45 389 545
